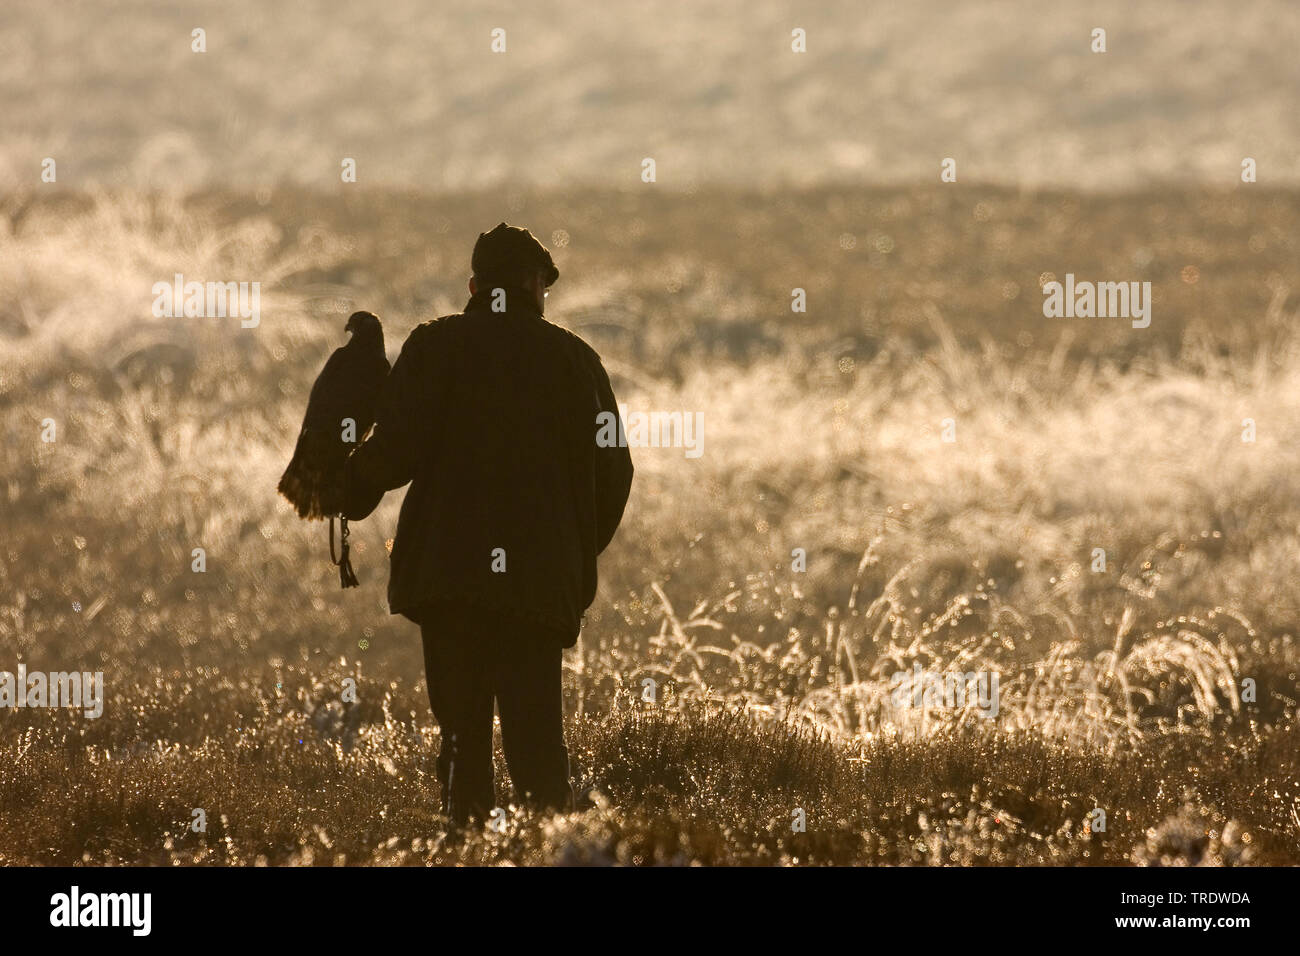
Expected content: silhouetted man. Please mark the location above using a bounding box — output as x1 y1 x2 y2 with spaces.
341 223 633 824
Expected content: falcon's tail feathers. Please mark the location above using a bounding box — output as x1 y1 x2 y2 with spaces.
277 453 327 520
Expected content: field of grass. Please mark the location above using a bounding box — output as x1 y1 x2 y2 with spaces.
1 184 1298 865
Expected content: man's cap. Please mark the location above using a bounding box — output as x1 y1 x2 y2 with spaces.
471 222 560 287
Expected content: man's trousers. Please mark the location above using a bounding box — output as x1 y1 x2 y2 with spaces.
419 601 574 824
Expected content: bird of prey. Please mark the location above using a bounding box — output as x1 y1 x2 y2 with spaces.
278 310 390 586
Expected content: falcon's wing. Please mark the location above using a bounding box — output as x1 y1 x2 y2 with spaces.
278 345 363 519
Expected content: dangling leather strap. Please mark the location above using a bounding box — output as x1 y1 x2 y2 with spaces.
330 515 360 589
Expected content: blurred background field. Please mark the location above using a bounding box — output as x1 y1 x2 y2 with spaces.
3 0 1299 192
1 0 1299 864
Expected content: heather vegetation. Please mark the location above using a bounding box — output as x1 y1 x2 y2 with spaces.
1 186 1297 864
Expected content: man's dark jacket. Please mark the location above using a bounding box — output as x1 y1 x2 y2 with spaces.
340 285 633 646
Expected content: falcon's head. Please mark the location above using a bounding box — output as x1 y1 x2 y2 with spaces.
345 311 382 338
